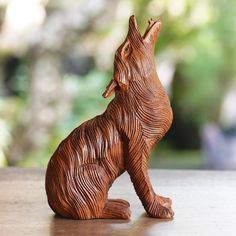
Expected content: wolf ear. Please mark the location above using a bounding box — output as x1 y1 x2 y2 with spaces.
102 79 117 98
143 19 161 46
102 74 128 98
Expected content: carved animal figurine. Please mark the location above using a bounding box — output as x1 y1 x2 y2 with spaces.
45 15 174 220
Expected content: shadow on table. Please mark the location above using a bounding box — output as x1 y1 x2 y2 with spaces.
49 213 173 236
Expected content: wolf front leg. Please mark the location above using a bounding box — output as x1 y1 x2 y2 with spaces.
126 139 174 219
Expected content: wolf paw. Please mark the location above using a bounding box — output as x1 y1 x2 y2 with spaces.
100 199 131 219
146 195 174 219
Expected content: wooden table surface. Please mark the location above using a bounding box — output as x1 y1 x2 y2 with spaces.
0 168 235 236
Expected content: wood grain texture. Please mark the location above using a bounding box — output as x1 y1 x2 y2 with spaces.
45 15 173 220
1 168 236 236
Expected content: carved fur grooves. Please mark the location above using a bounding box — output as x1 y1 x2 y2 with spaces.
45 15 174 220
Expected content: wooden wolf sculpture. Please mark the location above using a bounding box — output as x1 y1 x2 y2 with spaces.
45 15 174 220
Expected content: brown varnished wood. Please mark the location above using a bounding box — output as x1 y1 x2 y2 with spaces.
45 15 173 220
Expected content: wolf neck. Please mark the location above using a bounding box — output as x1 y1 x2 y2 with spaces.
126 70 172 146
105 70 172 146
129 70 166 103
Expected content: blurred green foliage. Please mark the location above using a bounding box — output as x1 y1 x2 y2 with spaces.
1 0 236 168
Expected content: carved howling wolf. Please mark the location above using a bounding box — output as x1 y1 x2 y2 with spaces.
45 15 174 220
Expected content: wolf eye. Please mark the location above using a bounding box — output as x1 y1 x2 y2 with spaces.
124 44 130 55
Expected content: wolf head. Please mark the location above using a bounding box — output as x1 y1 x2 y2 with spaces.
103 15 161 98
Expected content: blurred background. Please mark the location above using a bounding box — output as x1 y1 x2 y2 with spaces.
0 0 236 169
